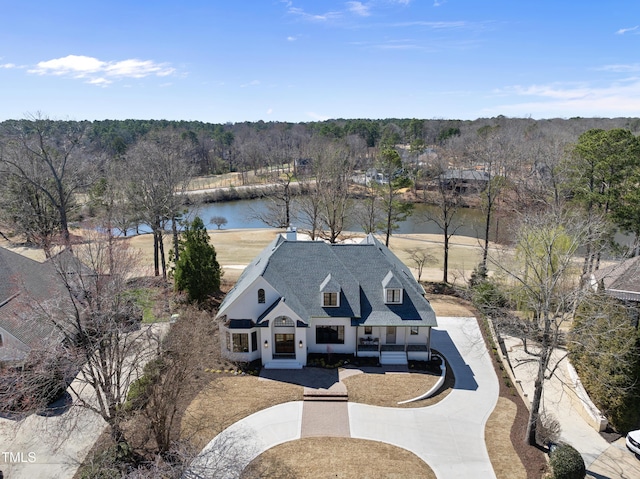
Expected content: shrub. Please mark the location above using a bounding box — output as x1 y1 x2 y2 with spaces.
549 444 585 479
536 412 561 446
470 279 507 313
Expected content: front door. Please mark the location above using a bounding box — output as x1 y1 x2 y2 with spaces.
275 333 295 355
386 326 396 344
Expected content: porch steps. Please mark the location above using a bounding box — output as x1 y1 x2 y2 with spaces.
303 384 348 402
263 360 303 370
380 350 408 365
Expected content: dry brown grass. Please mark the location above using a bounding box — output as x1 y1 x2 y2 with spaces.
487 397 527 479
181 375 303 449
341 365 453 408
242 437 437 479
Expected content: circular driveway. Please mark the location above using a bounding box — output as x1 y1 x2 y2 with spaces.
187 317 499 478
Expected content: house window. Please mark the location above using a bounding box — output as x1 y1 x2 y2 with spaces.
0 334 3 347
323 292 339 307
232 333 249 352
364 326 372 335
258 289 265 304
385 288 402 304
410 326 419 335
251 331 258 351
316 325 344 344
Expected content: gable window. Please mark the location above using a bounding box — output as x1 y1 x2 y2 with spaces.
410 326 419 335
364 326 372 335
320 273 341 307
385 288 402 304
275 316 294 327
323 292 339 307
258 289 265 304
316 325 344 344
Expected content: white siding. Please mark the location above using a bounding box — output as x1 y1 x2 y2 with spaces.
223 277 280 321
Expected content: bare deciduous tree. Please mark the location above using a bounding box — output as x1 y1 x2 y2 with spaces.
0 113 95 254
314 140 354 243
490 207 605 445
38 233 161 450
421 159 464 283
124 130 195 277
406 248 435 283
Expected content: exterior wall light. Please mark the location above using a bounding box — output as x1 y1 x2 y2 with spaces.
299 340 303 348
264 340 269 348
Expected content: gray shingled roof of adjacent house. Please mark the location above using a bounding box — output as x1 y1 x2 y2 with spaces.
0 247 67 357
217 234 437 327
592 255 640 301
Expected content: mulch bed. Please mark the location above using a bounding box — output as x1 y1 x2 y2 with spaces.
475 314 549 479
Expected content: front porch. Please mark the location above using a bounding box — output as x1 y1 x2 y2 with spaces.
356 343 431 365
355 324 432 364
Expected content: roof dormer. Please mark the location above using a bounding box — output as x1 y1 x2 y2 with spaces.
320 273 341 307
382 271 403 304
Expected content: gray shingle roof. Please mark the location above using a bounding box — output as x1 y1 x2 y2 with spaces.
0 247 67 355
217 234 437 328
592 255 640 298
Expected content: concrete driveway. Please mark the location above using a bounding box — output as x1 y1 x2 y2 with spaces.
188 317 500 478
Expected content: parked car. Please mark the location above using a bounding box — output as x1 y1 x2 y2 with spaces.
627 430 640 456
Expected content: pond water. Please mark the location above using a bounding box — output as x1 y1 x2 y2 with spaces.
188 197 500 242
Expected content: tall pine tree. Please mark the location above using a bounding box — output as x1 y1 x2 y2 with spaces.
173 217 221 302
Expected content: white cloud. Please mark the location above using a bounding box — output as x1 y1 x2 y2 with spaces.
240 80 261 88
493 79 640 117
0 63 17 69
287 6 342 22
88 77 111 87
27 54 176 85
267 108 273 115
597 63 640 73
347 1 371 17
287 35 297 41
616 26 638 35
105 59 174 78
391 20 468 29
306 111 330 121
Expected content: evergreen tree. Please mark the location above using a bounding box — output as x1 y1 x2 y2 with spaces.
173 217 221 302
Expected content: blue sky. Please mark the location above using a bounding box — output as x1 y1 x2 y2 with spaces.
2 0 640 123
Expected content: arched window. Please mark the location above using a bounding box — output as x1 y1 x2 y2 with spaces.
258 289 265 304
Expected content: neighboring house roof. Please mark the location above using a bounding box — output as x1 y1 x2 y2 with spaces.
0 247 68 361
440 169 490 182
591 256 640 301
217 234 437 328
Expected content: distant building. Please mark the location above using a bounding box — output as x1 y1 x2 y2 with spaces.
439 169 490 193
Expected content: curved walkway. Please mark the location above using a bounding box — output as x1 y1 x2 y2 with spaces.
186 317 499 478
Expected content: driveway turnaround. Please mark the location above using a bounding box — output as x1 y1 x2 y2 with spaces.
187 317 500 478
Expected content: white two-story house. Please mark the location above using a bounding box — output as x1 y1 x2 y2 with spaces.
216 230 437 369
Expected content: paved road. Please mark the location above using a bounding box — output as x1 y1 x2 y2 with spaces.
187 317 500 478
